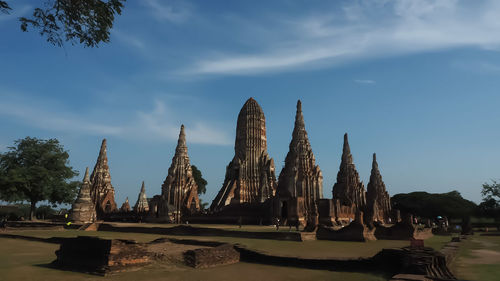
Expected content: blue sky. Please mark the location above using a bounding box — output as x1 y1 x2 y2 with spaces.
1 0 500 206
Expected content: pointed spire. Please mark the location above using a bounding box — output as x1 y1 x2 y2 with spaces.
134 181 149 212
342 133 353 164
120 197 131 212
83 167 90 184
100 138 107 152
295 100 305 129
71 166 96 223
372 153 378 170
332 133 365 209
89 138 117 215
366 152 391 223
277 99 322 203
95 139 108 166
175 125 188 157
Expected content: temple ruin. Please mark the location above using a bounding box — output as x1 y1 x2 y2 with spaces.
332 133 366 211
68 98 396 233
90 139 118 217
120 197 131 212
276 100 323 226
211 98 277 211
365 153 392 224
70 167 96 223
159 125 200 221
134 181 149 213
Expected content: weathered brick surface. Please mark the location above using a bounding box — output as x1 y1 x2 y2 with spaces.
52 236 150 275
184 244 240 268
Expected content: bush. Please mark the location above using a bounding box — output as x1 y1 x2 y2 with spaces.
0 204 30 220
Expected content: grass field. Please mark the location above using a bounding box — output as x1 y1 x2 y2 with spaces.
2 228 451 258
0 237 387 281
452 233 500 281
0 226 457 281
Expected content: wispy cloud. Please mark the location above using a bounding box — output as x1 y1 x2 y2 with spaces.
181 0 500 75
0 99 123 136
134 100 232 145
0 92 231 146
354 79 376 84
113 30 146 49
143 0 192 24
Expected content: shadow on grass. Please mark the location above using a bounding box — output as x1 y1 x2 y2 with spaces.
33 262 107 276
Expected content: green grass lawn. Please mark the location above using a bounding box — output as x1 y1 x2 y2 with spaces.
4 227 449 259
5 228 413 258
423 234 450 251
452 233 500 281
0 237 387 281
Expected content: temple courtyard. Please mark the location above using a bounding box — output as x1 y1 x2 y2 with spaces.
1 224 499 281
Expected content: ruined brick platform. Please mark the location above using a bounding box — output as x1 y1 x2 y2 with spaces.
52 236 150 275
184 243 240 268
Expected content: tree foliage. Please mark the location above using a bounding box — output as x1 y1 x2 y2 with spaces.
0 137 79 220
0 1 11 14
482 180 500 204
191 165 207 195
0 0 125 47
391 190 477 219
479 180 500 218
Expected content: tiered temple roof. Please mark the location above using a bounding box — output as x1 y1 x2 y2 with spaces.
90 139 118 216
366 153 391 223
134 181 149 212
120 197 131 212
161 125 200 217
277 100 323 209
332 133 366 210
211 98 276 211
70 167 96 223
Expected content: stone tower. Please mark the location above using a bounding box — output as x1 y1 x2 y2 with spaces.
366 153 391 223
134 181 149 212
211 98 276 211
277 100 323 207
161 125 200 218
90 139 118 216
70 167 96 223
332 133 366 210
120 197 131 212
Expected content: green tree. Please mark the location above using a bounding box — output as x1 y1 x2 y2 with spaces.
479 180 500 218
0 0 125 47
391 190 477 219
0 137 79 220
35 204 57 220
482 180 500 205
191 165 207 195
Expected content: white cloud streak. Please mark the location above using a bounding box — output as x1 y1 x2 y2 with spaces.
143 0 192 24
182 0 500 75
354 79 376 84
0 94 231 146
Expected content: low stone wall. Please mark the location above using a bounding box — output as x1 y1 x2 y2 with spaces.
52 236 151 275
184 244 240 268
317 222 376 242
